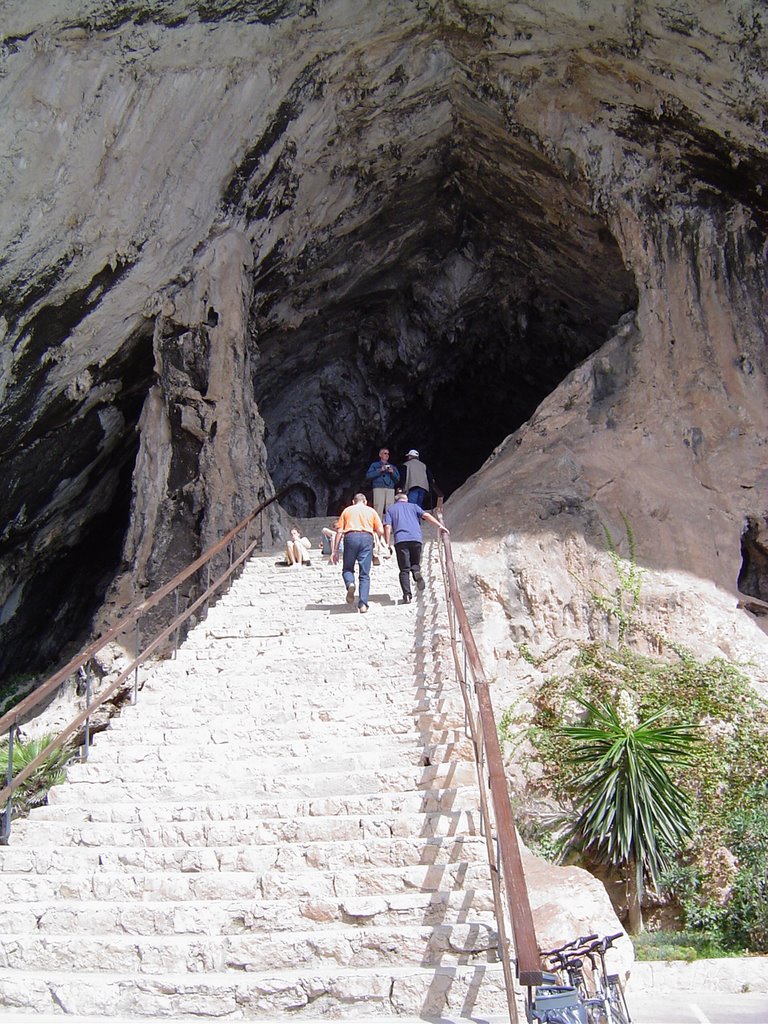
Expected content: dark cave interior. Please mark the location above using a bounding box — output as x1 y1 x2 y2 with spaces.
252 130 638 518
739 516 768 619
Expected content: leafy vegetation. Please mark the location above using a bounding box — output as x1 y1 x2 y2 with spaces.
0 734 73 817
561 699 698 933
501 516 768 954
0 672 37 718
632 929 735 962
504 641 768 952
585 514 644 646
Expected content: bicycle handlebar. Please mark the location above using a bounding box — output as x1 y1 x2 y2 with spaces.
583 931 624 955
540 933 598 958
540 931 623 976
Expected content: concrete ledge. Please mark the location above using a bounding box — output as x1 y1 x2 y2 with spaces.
630 957 768 994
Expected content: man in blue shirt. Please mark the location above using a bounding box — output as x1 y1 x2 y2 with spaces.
365 447 401 517
383 492 449 604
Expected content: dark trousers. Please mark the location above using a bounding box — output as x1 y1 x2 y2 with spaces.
408 486 427 506
395 540 422 597
342 531 374 607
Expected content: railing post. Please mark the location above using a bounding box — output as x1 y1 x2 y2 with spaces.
1 724 17 845
204 562 212 616
173 590 181 658
82 672 92 762
133 618 141 704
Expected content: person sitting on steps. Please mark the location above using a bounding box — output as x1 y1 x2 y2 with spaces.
320 519 342 557
285 528 312 566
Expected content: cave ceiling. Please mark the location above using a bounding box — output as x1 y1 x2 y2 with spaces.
231 31 641 513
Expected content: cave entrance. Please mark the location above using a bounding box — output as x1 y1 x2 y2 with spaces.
739 516 768 620
251 127 638 518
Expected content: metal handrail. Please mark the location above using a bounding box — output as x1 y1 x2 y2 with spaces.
0 487 290 841
435 501 543 1011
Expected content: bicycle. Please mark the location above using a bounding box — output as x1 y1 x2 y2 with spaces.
527 933 597 1023
542 932 599 1000
580 932 632 1024
529 931 632 1024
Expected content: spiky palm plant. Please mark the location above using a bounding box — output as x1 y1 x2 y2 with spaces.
562 699 698 933
0 734 72 817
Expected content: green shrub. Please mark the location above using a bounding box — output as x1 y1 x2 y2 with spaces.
504 642 768 953
632 930 733 961
720 784 768 951
0 735 73 817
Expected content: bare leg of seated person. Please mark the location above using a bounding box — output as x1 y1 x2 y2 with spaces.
286 530 311 566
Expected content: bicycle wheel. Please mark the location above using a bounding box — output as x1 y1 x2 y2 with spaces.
581 996 608 1024
607 981 631 1024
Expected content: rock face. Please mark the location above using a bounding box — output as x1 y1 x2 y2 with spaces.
1 0 767 689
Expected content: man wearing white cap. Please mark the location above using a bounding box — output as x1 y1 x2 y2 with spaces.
403 449 431 506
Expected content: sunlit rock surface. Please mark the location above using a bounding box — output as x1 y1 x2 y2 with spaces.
0 0 766 690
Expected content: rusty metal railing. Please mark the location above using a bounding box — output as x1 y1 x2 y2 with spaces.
0 488 289 844
435 504 543 1019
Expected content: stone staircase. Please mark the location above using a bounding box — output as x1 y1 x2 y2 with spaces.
0 538 509 1020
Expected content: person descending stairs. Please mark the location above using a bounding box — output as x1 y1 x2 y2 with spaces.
0 531 509 1020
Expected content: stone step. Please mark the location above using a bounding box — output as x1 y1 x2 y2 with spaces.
0 921 500 973
99 713 467 743
129 680 449 708
111 684 466 716
1 831 487 880
134 677 448 704
0 831 487 874
46 762 479 804
12 807 482 847
0 961 508 1018
118 678 459 706
2 891 495 938
84 712 468 747
24 786 483 823
180 620 429 642
173 631 434 658
69 740 474 779
172 615 439 645
84 728 470 759
0 862 493 906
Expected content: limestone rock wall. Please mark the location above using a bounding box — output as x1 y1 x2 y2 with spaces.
447 205 768 687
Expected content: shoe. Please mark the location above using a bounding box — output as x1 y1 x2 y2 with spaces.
414 572 425 592
401 594 412 604
358 603 369 614
346 582 356 604
372 554 381 566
